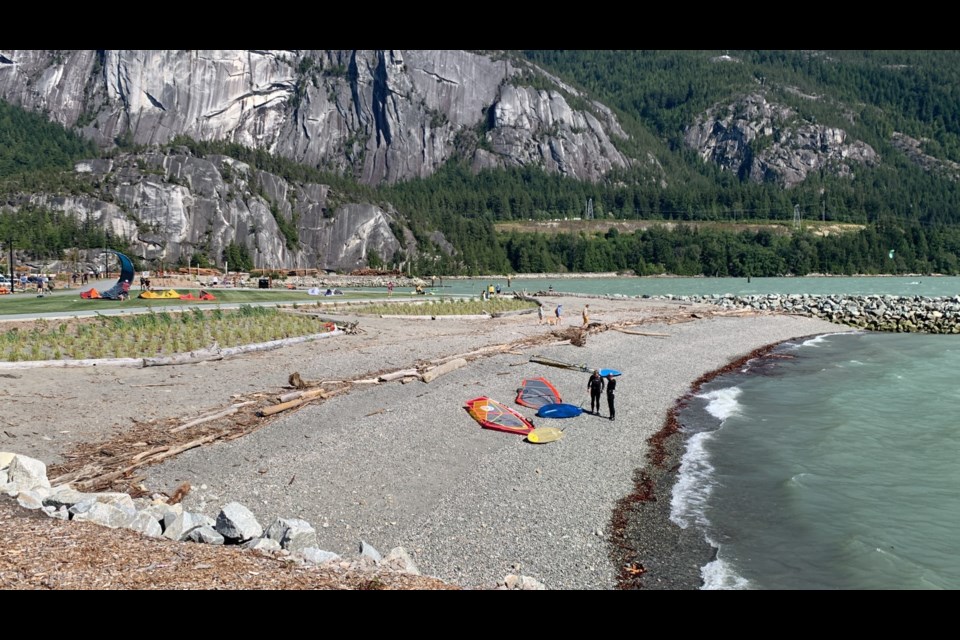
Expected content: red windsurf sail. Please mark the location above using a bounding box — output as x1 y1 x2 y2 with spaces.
465 396 535 436
515 377 562 409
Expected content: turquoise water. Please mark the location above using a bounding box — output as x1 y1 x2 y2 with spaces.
674 332 960 590
428 275 960 299
410 275 960 588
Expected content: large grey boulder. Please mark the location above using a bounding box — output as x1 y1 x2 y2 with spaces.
296 548 341 565
215 502 263 542
71 502 137 529
185 526 225 545
264 517 318 554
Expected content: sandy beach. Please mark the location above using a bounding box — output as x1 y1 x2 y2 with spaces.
0 294 845 589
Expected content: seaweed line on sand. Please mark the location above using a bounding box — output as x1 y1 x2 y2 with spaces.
606 336 814 590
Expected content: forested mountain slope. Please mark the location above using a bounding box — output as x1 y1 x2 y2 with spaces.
2 50 959 276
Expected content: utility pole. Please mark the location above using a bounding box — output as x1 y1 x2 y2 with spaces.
6 236 13 286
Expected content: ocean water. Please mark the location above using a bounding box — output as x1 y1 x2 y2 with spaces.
674 331 960 590
474 275 960 590
444 275 960 589
431 275 960 299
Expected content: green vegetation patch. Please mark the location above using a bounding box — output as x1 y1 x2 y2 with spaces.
0 305 335 362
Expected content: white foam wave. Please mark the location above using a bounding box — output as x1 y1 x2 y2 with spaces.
670 431 715 530
701 555 752 590
696 386 742 421
795 330 857 349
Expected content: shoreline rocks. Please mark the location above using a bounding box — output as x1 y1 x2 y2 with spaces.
0 451 546 589
653 293 960 333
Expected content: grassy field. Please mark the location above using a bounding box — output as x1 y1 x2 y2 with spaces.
0 306 337 361
0 287 396 316
0 289 531 362
494 219 865 237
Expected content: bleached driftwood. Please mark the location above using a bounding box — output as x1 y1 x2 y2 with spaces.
0 357 143 370
258 398 304 417
142 345 223 367
421 358 467 383
276 388 328 403
378 369 420 382
260 388 328 417
610 327 670 338
169 401 256 434
77 431 226 491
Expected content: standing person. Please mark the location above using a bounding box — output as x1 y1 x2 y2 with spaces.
555 303 563 325
387 281 394 297
537 304 544 325
588 370 605 414
582 304 590 327
606 373 617 421
36 276 44 297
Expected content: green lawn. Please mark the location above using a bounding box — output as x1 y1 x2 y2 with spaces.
0 287 397 316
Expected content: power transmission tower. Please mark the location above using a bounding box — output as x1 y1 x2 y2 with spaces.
585 198 594 220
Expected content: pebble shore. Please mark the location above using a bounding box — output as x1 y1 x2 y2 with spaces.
138 297 846 589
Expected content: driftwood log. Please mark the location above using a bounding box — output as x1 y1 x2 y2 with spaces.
169 401 256 434
421 358 467 383
142 345 223 367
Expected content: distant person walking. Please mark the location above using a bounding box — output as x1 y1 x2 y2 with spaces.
587 370 605 414
537 304 544 325
555 303 563 325
582 304 590 327
606 373 617 421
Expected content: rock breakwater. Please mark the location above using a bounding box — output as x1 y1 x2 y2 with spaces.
656 293 960 333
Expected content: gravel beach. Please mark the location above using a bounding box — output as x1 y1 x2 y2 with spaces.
91 295 842 590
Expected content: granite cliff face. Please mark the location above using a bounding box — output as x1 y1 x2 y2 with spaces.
683 93 879 187
17 150 402 272
0 50 631 186
0 49 637 269
0 51 894 270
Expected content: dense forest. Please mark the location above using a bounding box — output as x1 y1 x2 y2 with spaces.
4 50 960 276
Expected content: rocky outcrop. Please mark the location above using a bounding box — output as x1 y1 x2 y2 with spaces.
0 50 631 186
891 132 960 182
12 149 405 271
684 93 879 187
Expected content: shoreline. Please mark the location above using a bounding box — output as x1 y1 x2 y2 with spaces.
137 301 846 589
